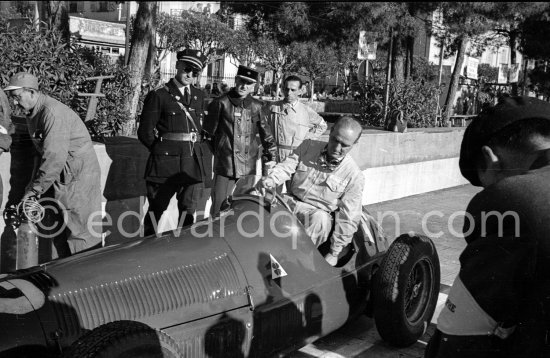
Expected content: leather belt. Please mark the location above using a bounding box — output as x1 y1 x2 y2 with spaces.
159 132 201 142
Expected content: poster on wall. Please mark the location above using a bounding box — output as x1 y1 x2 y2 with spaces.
357 31 377 60
466 57 480 80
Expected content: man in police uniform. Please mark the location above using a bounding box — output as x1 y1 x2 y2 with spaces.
203 65 277 216
138 49 212 236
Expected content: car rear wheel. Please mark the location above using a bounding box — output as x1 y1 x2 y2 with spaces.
62 320 182 358
373 234 440 347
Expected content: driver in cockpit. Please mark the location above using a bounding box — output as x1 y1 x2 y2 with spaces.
256 116 364 266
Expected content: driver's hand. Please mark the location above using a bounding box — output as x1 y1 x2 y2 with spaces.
255 177 276 196
257 177 275 190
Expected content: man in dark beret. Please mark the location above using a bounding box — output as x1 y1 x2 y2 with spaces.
426 96 550 357
203 65 277 216
138 49 213 235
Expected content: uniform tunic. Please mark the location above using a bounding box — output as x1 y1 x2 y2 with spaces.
27 93 101 254
268 140 364 254
265 100 327 162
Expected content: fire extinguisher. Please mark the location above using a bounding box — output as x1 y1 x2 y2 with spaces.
3 197 45 270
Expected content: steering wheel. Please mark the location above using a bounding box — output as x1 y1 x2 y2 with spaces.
234 186 292 212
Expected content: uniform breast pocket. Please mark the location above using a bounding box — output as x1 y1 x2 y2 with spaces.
324 174 348 199
166 110 186 131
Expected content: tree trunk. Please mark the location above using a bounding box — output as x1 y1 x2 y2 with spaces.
310 76 315 102
124 2 157 136
44 1 70 43
443 35 468 125
145 19 157 78
509 30 518 96
405 35 414 79
392 35 405 82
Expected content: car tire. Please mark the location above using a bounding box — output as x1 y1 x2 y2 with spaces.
373 233 440 347
62 320 183 358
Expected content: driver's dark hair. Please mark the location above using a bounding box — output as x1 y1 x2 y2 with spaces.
283 75 303 88
333 116 362 143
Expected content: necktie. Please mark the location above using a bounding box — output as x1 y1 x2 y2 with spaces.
183 87 190 105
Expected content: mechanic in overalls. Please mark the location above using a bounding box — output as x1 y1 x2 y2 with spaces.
426 97 550 358
264 75 327 190
138 49 213 236
4 72 102 257
203 65 277 216
257 116 364 266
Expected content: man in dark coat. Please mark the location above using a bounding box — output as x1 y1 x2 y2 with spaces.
138 49 213 236
203 65 277 216
426 96 550 358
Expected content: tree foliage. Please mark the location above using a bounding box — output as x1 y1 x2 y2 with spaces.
0 14 132 138
291 41 338 101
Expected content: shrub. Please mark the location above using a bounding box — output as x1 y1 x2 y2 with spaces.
0 16 136 138
359 76 441 128
71 47 133 139
0 18 92 111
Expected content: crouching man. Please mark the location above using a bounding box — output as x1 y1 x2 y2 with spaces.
256 116 365 266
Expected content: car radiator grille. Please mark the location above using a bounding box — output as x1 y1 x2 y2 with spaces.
48 253 243 338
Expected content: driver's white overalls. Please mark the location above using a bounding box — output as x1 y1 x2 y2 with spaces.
267 139 364 256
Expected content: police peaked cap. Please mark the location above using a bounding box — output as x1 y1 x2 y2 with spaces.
177 49 207 70
236 65 259 83
459 96 550 186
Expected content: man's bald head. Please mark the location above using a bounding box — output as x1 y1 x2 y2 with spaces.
327 116 363 161
332 116 362 143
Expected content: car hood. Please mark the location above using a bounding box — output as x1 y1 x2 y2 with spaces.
3 229 250 348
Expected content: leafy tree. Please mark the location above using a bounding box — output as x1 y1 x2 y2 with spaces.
227 29 256 67
438 2 496 123
125 1 157 136
292 41 338 101
477 63 499 83
254 36 296 98
485 2 550 95
519 13 550 59
178 10 237 66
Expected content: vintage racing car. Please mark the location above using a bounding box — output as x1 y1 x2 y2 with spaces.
0 188 440 357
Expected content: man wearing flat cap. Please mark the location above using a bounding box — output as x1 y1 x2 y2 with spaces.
138 49 213 235
203 65 277 216
426 97 550 358
4 72 102 257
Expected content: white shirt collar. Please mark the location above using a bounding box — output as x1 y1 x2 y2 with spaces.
173 78 190 93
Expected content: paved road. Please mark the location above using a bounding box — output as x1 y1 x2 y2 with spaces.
287 184 482 358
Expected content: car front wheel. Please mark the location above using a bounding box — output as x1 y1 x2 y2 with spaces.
62 320 182 358
373 233 440 347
